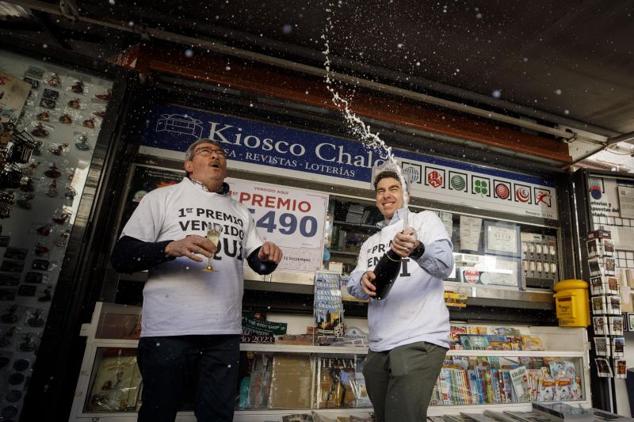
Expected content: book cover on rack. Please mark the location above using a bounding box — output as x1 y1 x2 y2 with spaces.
607 295 622 315
595 358 613 377
509 366 530 402
500 369 515 403
86 352 141 412
268 354 312 409
612 337 625 358
614 359 627 379
350 356 371 408
313 272 345 337
248 353 273 409
609 316 624 336
316 356 356 408
593 316 609 335
591 296 607 315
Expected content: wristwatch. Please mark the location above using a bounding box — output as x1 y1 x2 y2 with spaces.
409 241 425 259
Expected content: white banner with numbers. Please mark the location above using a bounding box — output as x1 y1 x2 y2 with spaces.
227 177 328 272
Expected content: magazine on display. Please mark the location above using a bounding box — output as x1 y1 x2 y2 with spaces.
609 316 624 336
593 316 609 335
595 358 613 378
86 353 141 412
613 359 627 379
316 356 357 409
593 337 610 357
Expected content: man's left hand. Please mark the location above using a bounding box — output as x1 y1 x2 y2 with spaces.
391 228 420 258
258 241 283 263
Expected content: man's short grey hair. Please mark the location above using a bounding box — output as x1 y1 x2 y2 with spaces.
184 138 223 161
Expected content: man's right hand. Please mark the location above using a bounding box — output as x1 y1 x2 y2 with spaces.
164 235 215 262
361 271 377 297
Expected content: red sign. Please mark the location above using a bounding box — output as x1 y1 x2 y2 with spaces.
427 170 443 188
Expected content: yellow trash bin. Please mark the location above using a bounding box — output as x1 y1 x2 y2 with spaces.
553 279 591 327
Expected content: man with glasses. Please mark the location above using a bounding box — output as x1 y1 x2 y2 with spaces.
112 138 283 422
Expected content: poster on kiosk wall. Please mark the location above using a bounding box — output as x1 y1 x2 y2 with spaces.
227 177 328 272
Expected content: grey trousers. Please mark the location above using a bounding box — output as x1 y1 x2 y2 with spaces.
362 341 447 422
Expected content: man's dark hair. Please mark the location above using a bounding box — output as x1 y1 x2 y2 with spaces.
184 138 223 161
373 170 401 190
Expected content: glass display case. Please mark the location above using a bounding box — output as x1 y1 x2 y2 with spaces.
0 49 114 421
70 303 591 421
326 195 561 309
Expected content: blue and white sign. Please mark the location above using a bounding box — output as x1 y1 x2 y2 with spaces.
142 104 559 220
227 177 327 272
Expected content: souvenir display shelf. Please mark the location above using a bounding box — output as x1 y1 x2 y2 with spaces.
0 49 113 421
69 302 592 421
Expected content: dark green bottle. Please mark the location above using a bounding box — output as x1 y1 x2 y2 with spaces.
373 249 402 300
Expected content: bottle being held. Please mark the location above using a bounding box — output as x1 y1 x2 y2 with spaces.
373 207 409 300
372 247 402 300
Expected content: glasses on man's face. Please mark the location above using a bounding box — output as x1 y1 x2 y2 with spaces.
194 147 226 158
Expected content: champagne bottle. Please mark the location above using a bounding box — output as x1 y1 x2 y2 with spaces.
372 249 402 300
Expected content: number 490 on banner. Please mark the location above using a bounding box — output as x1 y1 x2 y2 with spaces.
248 209 318 237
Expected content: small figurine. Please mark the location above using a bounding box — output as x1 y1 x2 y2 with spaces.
19 333 38 352
36 224 52 236
30 123 49 138
44 163 61 178
95 89 112 101
71 80 84 94
75 134 90 151
47 73 61 87
52 209 70 225
68 98 81 109
82 117 95 128
38 287 52 302
65 185 76 201
48 144 68 156
47 179 58 197
35 243 49 256
55 230 70 247
27 309 45 328
19 177 34 192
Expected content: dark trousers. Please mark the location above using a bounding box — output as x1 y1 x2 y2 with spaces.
137 334 241 422
362 341 447 422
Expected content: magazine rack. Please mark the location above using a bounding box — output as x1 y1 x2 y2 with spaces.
69 302 592 421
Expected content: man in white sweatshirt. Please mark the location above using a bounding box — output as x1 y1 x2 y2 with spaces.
112 138 282 422
347 170 454 421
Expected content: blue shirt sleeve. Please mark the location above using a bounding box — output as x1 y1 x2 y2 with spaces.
346 240 371 300
347 269 370 300
415 238 454 279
